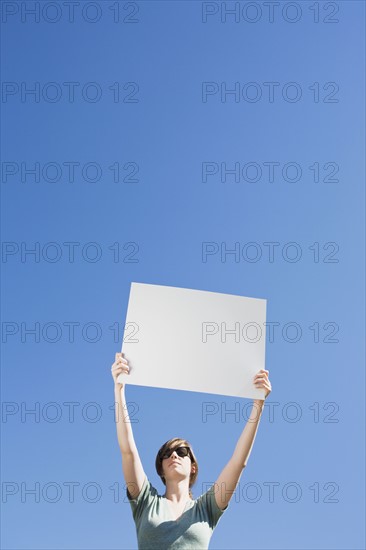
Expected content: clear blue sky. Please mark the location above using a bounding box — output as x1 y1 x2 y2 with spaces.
1 1 365 549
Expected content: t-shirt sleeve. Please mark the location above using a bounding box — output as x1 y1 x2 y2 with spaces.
126 475 156 524
200 484 229 529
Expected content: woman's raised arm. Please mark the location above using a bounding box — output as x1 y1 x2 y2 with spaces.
112 353 146 499
213 369 272 510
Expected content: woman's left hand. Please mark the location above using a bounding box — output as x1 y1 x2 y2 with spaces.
253 369 272 400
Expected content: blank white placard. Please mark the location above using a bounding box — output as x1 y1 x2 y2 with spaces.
117 282 267 399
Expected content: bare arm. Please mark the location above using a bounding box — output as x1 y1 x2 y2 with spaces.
231 399 265 469
114 383 139 453
214 369 271 510
112 353 146 499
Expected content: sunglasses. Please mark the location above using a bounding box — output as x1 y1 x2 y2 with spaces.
160 446 192 461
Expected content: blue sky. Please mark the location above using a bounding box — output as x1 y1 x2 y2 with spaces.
1 1 365 549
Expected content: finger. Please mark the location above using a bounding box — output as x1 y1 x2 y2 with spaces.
113 363 129 372
116 370 129 378
115 359 128 368
115 352 127 363
255 378 269 386
112 365 129 376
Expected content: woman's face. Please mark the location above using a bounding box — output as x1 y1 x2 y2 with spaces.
161 445 195 481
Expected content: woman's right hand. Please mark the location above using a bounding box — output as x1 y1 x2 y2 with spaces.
111 352 130 389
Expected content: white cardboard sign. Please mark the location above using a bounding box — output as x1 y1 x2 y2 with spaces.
118 282 267 399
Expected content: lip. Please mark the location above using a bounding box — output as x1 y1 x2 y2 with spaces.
169 461 180 466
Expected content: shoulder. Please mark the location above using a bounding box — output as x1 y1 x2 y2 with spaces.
126 475 159 506
195 484 229 527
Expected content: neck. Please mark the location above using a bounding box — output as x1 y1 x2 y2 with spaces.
163 479 192 503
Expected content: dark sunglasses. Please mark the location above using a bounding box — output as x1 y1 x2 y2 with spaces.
160 446 192 461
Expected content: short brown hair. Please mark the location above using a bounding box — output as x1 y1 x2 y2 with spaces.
155 438 198 499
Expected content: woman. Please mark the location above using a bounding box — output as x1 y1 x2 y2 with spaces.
111 352 272 550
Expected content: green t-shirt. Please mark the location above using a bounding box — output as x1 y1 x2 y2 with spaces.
126 474 229 549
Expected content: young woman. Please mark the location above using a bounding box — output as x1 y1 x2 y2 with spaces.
111 352 272 549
